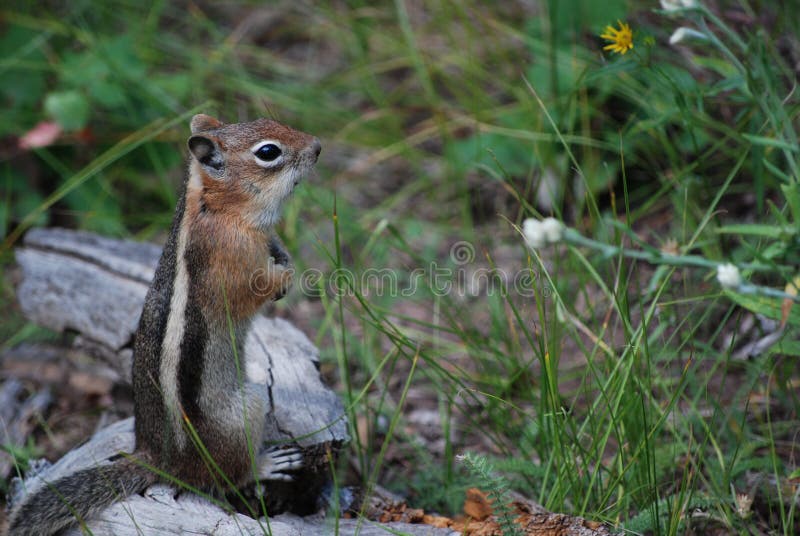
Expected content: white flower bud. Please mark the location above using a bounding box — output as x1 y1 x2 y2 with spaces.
669 27 707 45
716 263 742 289
541 217 565 244
524 218 565 249
661 0 698 11
523 219 546 249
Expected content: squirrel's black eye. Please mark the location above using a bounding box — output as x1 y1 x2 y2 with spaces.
254 143 282 162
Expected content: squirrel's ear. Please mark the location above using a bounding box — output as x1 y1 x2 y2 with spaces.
188 134 224 176
190 114 223 134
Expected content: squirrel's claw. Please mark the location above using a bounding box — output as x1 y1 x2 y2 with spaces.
258 446 304 482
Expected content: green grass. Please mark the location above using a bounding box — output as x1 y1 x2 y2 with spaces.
2 1 799 534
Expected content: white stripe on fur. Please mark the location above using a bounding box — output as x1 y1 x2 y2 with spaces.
159 212 190 450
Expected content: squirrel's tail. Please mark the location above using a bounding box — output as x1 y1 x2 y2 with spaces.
7 455 157 536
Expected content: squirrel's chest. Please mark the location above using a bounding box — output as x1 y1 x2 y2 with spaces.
185 218 272 322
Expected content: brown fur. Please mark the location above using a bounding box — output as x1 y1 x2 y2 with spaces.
183 182 288 322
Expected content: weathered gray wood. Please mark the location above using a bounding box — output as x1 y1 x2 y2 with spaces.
15 248 149 351
66 497 460 536
251 315 348 447
276 515 459 536
17 228 161 351
23 227 161 284
63 485 301 536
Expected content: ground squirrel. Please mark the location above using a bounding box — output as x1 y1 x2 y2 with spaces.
7 114 321 535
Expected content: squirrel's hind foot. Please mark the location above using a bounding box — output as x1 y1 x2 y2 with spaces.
258 446 304 482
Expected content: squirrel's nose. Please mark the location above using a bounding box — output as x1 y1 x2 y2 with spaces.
311 138 322 161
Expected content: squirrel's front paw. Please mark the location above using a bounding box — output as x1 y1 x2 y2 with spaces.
268 259 293 301
268 236 291 267
258 446 304 482
251 259 293 301
267 237 293 301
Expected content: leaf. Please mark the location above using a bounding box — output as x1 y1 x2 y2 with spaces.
44 90 90 132
0 25 47 109
89 79 128 108
742 133 799 152
772 340 800 357
59 35 144 110
0 168 46 239
463 488 493 521
782 182 800 231
716 223 796 239
725 289 800 328
151 73 192 100
763 158 792 182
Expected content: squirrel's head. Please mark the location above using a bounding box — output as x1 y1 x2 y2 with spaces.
186 114 321 229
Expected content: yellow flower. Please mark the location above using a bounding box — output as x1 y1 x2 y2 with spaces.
601 21 634 55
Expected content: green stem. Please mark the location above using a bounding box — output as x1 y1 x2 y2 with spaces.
560 229 799 302
698 7 749 53
695 18 747 77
